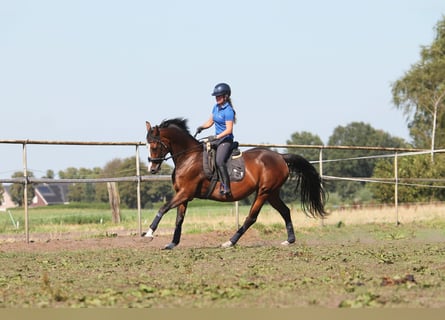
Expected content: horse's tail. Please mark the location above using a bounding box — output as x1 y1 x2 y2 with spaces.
281 153 328 219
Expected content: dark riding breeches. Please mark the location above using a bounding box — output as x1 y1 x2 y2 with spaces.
215 139 232 192
215 140 232 167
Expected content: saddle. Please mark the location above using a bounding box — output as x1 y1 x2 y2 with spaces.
202 140 245 197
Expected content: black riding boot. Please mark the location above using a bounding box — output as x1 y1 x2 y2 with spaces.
218 165 232 196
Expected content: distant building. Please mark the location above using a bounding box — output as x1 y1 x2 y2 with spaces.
1 183 70 209
0 185 18 211
32 183 70 207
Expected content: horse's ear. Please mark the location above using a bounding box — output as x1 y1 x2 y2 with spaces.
146 121 151 131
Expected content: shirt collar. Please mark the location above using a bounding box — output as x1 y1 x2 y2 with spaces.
218 102 230 110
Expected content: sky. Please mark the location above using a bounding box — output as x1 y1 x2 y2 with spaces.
1 0 444 179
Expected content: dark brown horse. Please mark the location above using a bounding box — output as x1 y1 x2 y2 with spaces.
143 118 328 249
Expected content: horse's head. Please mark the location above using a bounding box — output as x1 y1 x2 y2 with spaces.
146 121 170 174
146 118 198 173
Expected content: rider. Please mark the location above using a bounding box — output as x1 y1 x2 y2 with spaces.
196 83 236 197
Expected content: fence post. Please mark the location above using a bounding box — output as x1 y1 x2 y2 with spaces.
136 145 142 235
235 201 239 228
319 148 324 227
394 152 400 225
22 142 29 243
107 182 121 223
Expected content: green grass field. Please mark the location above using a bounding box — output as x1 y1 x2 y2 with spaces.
1 200 243 237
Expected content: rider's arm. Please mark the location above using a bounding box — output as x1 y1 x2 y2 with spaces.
200 116 214 130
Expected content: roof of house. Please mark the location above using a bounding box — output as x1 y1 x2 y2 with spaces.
34 183 69 205
0 185 17 210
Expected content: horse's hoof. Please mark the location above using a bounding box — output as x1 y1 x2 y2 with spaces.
281 240 295 246
142 233 154 241
221 240 234 248
142 228 154 240
163 243 176 250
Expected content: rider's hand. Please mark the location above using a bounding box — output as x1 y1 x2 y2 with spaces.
195 126 204 134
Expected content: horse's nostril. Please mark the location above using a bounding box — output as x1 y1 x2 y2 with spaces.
150 165 159 174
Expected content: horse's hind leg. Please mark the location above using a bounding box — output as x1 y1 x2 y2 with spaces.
268 192 296 245
222 195 267 248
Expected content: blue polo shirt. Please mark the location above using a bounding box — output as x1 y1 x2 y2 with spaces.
212 102 235 139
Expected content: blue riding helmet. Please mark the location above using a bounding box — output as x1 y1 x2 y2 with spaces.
211 83 231 97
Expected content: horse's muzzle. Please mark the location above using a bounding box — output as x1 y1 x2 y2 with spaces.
149 163 161 174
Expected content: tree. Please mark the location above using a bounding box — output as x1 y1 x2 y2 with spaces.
97 157 174 209
286 131 323 161
139 160 174 207
324 122 408 201
392 16 445 150
59 167 101 202
0 183 4 206
43 170 55 179
370 153 445 203
115 157 145 208
143 164 174 205
95 159 124 203
8 171 35 206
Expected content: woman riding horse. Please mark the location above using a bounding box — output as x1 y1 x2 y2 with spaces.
144 118 328 249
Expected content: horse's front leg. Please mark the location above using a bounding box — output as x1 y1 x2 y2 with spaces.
142 191 189 242
142 202 170 240
164 202 188 250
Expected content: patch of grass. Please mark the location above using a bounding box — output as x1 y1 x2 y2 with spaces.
252 222 283 234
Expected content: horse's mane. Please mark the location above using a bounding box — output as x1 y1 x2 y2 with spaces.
159 118 191 135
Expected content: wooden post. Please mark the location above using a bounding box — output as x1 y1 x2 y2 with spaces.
235 201 239 228
23 143 29 243
107 182 121 223
136 145 142 235
319 148 324 227
394 152 400 225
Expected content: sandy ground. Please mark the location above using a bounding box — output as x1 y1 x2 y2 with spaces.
0 229 267 253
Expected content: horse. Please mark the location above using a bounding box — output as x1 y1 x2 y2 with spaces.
143 118 328 249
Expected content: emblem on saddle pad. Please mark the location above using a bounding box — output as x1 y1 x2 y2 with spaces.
202 141 245 182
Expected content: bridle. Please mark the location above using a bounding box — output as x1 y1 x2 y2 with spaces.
146 131 172 163
146 126 203 164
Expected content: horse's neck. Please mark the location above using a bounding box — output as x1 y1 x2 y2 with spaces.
165 131 201 162
161 128 202 166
